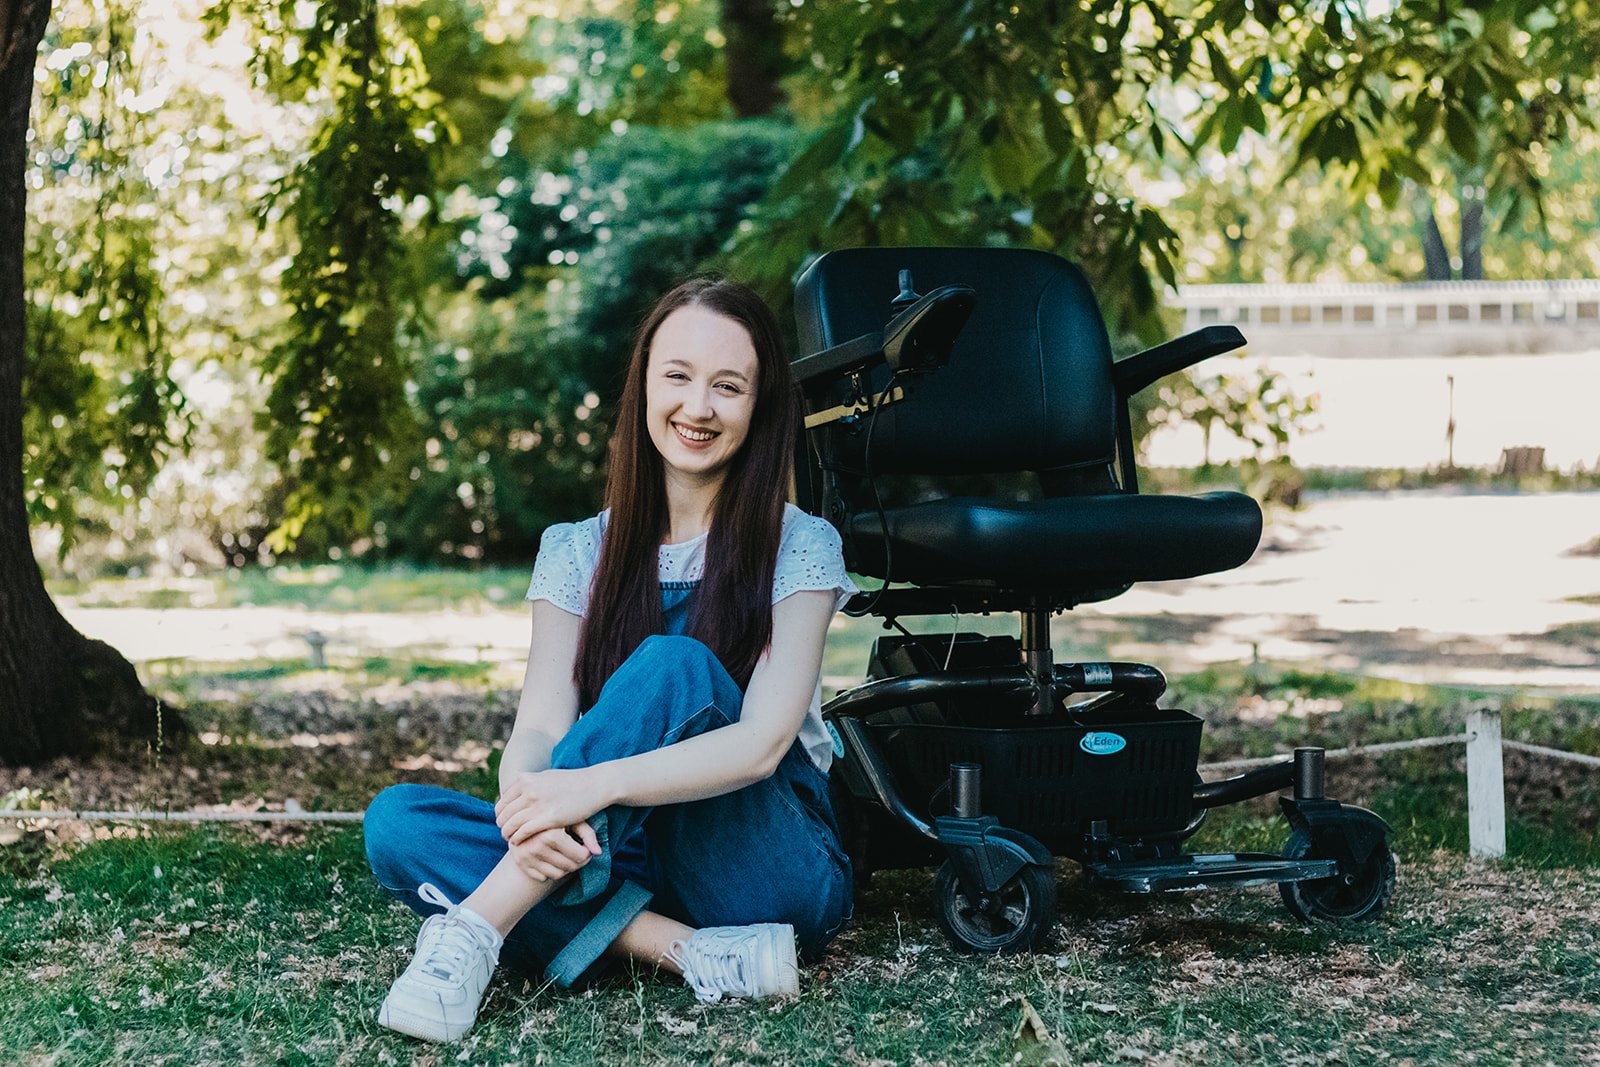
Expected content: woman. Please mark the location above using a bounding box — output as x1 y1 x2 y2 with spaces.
363 278 857 1042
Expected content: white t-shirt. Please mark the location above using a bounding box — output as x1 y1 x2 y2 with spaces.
525 502 858 772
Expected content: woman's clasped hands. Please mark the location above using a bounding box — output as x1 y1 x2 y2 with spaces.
494 768 610 882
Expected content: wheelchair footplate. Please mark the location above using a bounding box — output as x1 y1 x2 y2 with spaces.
1085 852 1338 893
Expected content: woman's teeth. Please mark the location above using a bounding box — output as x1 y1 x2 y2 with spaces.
675 423 716 442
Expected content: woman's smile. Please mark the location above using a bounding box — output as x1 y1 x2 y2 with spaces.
672 421 720 446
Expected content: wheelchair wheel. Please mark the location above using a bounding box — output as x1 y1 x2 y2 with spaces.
933 860 1055 954
1278 830 1396 923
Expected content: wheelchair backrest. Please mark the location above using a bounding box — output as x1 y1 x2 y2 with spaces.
793 247 1118 478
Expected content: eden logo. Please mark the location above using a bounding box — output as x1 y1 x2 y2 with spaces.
1080 731 1127 756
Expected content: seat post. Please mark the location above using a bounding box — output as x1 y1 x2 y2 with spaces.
1019 608 1054 715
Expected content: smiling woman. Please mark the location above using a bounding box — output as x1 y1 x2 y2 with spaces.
361 278 858 1043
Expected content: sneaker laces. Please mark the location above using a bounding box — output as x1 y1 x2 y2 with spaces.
663 927 762 1004
411 882 501 987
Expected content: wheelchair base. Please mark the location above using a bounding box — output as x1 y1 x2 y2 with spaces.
1085 853 1338 894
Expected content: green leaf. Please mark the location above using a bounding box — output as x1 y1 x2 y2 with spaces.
1220 97 1245 152
1241 92 1268 135
1413 93 1442 139
1376 166 1400 207
1205 38 1237 89
1445 104 1479 161
771 121 851 201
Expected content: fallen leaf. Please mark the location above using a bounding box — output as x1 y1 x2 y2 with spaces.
656 1010 699 1036
1014 995 1072 1067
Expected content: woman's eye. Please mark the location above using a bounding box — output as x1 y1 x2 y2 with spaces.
716 382 741 394
666 372 689 382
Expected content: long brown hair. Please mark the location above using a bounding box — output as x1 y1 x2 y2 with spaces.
574 278 799 709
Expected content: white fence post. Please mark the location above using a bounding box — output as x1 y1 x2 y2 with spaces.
1466 706 1507 859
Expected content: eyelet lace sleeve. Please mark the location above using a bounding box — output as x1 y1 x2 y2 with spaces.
525 520 599 616
771 510 858 612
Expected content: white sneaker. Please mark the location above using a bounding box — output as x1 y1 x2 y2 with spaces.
664 923 800 1004
378 883 503 1042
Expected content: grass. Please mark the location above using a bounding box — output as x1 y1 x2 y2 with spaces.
45 564 535 614
144 654 496 696
2 825 1597 1065
4 664 1600 1063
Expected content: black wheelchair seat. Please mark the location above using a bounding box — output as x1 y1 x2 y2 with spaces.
847 490 1262 592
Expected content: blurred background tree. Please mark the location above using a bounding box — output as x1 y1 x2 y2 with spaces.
5 0 1600 759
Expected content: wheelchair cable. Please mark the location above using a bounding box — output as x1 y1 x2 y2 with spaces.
843 367 908 618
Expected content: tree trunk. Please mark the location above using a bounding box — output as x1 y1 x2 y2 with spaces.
1420 209 1452 281
0 0 165 766
721 0 786 118
1459 184 1484 280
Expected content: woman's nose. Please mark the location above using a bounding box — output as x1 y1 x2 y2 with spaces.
683 385 715 419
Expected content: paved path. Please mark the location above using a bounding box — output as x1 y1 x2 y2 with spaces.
62 491 1600 695
1073 490 1600 692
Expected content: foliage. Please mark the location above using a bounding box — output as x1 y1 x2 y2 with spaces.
374 120 796 562
1163 124 1600 284
24 0 192 551
21 0 1600 568
1146 354 1319 500
199 0 446 552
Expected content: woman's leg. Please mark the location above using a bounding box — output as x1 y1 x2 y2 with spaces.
461 852 560 934
364 783 652 985
547 634 853 963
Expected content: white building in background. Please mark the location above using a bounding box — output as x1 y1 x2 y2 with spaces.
1146 280 1600 471
1170 279 1600 357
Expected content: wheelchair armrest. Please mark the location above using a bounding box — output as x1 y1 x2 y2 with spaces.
1112 324 1247 397
791 285 977 390
790 331 886 389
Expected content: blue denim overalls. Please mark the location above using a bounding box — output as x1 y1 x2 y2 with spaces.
364 581 854 986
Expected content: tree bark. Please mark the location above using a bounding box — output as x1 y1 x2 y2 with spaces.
1420 208 1452 281
721 0 786 118
0 0 164 766
1459 183 1484 280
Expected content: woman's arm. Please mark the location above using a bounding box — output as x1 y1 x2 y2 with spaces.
495 589 835 843
498 599 584 794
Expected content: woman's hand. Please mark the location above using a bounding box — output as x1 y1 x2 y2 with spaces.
508 822 602 882
495 768 612 845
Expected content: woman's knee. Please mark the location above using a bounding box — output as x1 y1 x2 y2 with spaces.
363 783 439 884
626 634 717 669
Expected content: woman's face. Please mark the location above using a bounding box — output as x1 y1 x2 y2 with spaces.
644 305 761 485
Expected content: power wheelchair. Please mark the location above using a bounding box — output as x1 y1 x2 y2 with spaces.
788 247 1396 953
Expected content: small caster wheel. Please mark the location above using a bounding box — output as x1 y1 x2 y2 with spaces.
1279 829 1397 923
933 860 1056 954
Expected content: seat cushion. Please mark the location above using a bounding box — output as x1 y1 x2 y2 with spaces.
848 492 1263 589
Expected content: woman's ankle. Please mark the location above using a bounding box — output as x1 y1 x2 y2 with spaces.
609 910 696 974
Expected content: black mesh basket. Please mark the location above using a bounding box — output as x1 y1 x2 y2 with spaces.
868 704 1203 852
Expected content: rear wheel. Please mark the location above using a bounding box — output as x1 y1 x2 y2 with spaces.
1279 830 1396 923
933 860 1056 954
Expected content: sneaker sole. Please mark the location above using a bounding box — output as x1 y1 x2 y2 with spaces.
378 998 471 1043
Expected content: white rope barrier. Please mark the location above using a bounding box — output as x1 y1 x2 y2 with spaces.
1199 732 1472 774
1503 740 1600 769
4 722 1595 832
7 809 365 824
